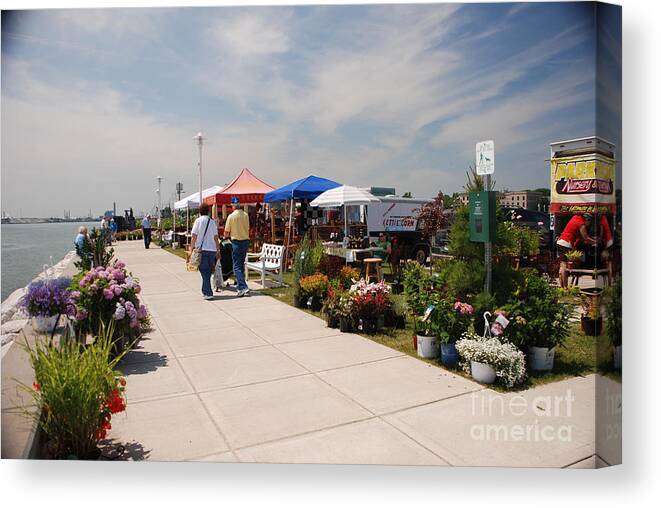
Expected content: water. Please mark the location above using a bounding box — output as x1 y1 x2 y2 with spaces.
1 222 98 301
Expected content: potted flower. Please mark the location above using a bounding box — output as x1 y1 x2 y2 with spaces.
338 266 360 289
501 270 571 371
337 293 355 332
299 273 329 311
564 249 583 269
322 287 341 328
20 277 76 332
69 260 149 357
580 287 604 336
605 279 622 369
430 299 474 366
455 332 526 387
348 279 392 334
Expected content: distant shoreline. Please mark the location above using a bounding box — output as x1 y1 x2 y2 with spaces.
1 218 96 225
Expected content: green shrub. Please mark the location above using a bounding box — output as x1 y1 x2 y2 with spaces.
500 269 571 349
293 234 324 296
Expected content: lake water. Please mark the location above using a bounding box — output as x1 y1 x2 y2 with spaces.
1 222 98 301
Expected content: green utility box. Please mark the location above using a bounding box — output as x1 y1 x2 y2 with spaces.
469 191 497 242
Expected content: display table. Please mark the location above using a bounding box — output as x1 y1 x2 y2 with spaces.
568 268 610 287
323 243 374 263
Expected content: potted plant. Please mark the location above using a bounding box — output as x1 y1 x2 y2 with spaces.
20 277 76 333
580 287 604 336
455 332 526 387
337 293 354 332
299 273 329 311
605 279 622 369
348 279 392 334
564 249 583 269
21 322 128 459
501 270 571 371
292 235 325 307
69 260 149 357
322 287 341 328
430 299 474 367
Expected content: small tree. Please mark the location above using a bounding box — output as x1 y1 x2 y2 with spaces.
464 165 495 192
415 191 445 241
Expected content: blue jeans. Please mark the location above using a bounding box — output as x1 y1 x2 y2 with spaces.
199 250 216 297
231 239 249 291
143 228 151 248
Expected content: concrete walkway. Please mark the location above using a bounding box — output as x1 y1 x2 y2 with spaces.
104 241 617 467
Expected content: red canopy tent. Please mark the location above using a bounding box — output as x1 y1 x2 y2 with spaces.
204 168 275 206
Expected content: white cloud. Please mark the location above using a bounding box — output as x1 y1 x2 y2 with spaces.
209 12 291 56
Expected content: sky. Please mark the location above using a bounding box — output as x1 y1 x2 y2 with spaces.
1 2 621 218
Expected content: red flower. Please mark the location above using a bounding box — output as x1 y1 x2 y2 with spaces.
32 382 41 391
106 389 126 414
119 378 126 387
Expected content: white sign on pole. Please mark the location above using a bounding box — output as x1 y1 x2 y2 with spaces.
476 140 495 175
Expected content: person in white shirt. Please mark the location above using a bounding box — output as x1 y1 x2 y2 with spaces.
189 204 220 300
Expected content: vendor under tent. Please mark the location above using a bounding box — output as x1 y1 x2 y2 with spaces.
264 175 342 256
310 185 380 252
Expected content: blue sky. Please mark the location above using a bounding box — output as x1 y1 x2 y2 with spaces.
1 2 621 217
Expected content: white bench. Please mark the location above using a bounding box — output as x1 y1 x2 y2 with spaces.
245 243 286 287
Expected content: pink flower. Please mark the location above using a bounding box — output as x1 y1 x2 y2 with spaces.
103 288 114 300
89 283 98 291
137 304 148 319
115 260 126 269
129 319 139 328
112 270 125 281
113 285 123 296
75 310 88 321
70 291 81 300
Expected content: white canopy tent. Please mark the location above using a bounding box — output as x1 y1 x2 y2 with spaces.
309 185 379 239
174 185 224 210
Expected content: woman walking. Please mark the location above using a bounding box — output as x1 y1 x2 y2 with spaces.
189 204 220 300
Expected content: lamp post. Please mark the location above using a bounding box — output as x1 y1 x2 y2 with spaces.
156 176 163 228
194 132 205 210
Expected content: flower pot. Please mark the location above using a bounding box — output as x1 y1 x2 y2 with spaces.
339 316 353 333
33 315 59 333
326 314 339 329
471 361 496 384
293 294 306 308
529 346 555 371
416 334 439 358
309 296 323 312
613 345 622 370
440 343 458 367
360 318 378 334
581 316 603 336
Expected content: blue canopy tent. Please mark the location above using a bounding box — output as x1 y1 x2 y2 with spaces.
264 175 342 257
264 175 342 202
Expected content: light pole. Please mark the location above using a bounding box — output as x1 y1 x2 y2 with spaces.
156 175 163 228
194 132 205 210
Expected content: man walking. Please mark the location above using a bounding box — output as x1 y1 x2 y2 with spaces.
142 215 152 249
224 197 250 297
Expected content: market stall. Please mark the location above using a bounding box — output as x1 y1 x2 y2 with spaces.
174 185 224 238
203 168 275 246
549 136 618 287
264 175 342 257
310 185 380 263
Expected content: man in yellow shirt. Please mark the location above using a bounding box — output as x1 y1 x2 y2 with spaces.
224 197 251 296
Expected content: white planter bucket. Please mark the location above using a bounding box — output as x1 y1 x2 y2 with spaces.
471 361 496 384
416 335 439 358
529 346 555 371
33 315 59 333
614 345 622 370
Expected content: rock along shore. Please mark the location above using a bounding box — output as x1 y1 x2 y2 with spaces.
1 250 78 352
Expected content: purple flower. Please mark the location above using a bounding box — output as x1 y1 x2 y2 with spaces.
103 288 114 300
75 309 88 321
113 303 126 320
137 304 148 319
112 285 123 296
20 277 73 317
112 269 125 281
115 260 126 269
70 290 81 300
129 319 139 328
